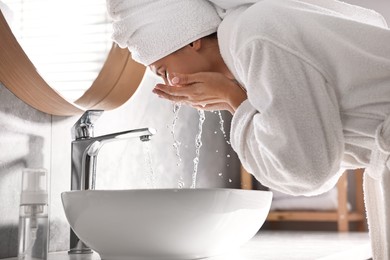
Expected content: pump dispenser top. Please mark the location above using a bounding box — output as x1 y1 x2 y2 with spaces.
20 168 48 205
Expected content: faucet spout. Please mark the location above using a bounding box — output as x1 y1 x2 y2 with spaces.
80 128 157 188
88 128 157 154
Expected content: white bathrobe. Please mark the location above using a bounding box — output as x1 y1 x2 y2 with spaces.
217 0 390 258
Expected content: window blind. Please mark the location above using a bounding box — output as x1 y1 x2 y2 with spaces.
2 0 113 101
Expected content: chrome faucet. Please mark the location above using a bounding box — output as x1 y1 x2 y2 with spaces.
68 110 156 254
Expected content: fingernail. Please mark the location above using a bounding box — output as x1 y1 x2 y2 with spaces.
172 77 179 84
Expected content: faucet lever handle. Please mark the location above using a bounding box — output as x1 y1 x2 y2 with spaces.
71 110 104 140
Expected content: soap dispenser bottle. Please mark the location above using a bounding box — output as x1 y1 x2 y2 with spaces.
18 168 49 260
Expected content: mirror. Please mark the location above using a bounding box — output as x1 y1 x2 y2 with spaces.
0 1 146 116
2 0 112 101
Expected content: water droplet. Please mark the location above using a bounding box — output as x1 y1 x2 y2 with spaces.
218 173 223 177
229 179 232 183
216 150 219 153
227 154 231 158
214 131 217 134
178 176 185 189
227 164 230 167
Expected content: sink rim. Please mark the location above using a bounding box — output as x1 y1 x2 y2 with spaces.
61 187 273 193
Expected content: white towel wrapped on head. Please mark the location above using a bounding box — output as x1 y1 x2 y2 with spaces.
106 0 222 66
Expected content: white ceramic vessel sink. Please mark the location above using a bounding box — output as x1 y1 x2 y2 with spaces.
62 188 272 260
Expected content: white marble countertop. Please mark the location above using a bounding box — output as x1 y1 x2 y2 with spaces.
6 231 372 260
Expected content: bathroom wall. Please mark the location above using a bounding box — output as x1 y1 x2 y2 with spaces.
0 71 241 257
0 84 52 258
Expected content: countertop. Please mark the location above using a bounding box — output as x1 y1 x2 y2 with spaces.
6 231 372 260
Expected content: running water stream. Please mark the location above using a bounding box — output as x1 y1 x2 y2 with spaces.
171 103 182 166
143 141 155 188
170 102 186 188
217 111 230 145
165 106 230 189
191 110 206 189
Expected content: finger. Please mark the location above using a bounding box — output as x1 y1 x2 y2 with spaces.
170 72 205 86
153 88 188 103
192 104 220 112
154 83 195 97
192 105 206 110
192 102 231 111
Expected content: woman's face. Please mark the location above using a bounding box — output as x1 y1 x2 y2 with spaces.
149 41 212 85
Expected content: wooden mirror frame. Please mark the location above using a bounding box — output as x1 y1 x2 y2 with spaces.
0 10 146 116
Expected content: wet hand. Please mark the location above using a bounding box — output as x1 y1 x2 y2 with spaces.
152 72 247 114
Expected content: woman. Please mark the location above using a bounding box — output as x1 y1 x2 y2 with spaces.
107 0 390 258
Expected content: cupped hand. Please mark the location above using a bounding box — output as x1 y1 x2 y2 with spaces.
152 72 247 114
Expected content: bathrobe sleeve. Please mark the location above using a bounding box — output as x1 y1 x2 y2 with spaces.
231 38 345 196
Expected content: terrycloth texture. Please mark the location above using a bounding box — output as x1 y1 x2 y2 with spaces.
207 0 261 18
106 0 221 66
218 0 390 193
217 0 390 258
209 0 260 9
364 115 390 259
